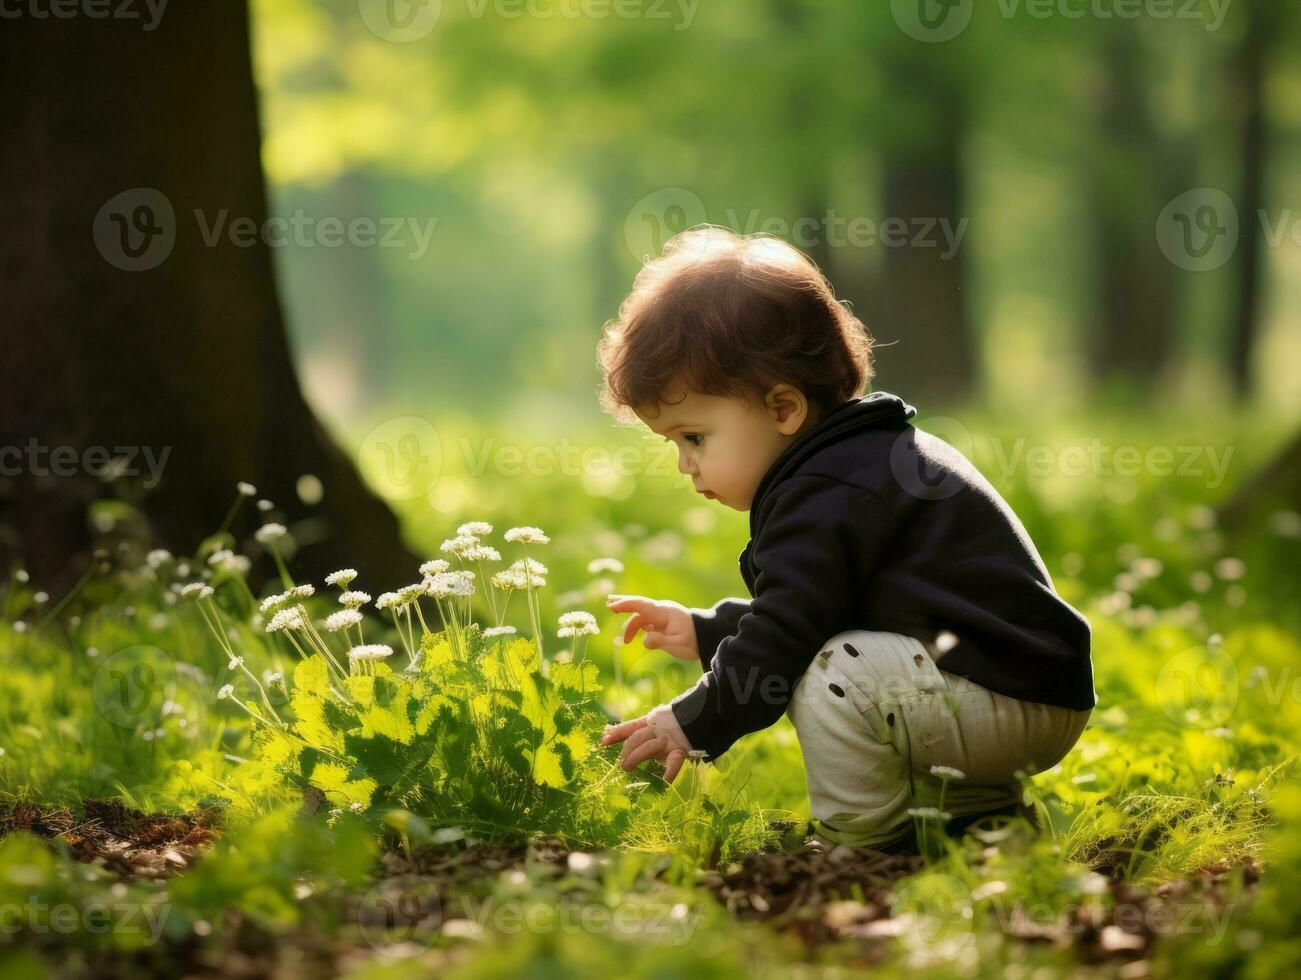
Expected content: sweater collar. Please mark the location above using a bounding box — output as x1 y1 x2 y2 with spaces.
747 391 916 535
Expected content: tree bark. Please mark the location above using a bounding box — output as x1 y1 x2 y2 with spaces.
0 1 422 597
874 117 975 404
1227 0 1269 399
1086 29 1181 388
833 41 975 405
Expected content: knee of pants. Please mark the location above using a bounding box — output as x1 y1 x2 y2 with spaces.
788 633 915 746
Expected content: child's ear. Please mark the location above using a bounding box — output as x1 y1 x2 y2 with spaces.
764 384 809 435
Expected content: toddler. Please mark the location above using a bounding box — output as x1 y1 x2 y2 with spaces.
597 227 1095 851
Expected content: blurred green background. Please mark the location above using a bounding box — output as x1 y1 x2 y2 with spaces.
250 0 1300 435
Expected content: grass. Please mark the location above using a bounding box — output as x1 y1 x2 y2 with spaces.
0 404 1297 975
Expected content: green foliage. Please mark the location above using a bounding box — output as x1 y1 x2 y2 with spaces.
235 624 721 850
2 410 1300 975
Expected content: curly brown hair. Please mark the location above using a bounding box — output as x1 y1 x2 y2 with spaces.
597 226 874 424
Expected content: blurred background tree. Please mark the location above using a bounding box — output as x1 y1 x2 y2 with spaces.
248 0 1299 425
3 0 1298 590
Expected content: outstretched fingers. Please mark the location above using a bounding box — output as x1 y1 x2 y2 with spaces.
606 596 651 615
600 716 648 746
621 613 649 645
663 748 688 784
620 730 667 770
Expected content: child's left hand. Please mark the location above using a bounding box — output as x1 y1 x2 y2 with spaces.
601 703 695 783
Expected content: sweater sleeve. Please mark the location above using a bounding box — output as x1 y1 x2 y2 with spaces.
688 598 751 670
670 476 875 761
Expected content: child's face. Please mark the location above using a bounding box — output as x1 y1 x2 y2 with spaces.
635 385 818 511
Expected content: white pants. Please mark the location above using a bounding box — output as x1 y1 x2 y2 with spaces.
786 630 1092 848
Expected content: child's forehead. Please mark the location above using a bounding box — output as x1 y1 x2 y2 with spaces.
636 395 702 432
636 391 738 432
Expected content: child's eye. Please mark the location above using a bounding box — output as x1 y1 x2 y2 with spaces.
683 433 703 446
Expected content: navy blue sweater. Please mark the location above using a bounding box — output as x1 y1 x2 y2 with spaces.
669 391 1096 762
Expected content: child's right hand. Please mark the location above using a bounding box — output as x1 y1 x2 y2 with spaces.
605 595 700 661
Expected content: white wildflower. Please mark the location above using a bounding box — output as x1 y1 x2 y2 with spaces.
347 644 394 662
424 571 474 598
491 569 526 591
217 684 235 700
180 583 214 600
483 626 518 637
375 591 403 611
325 568 358 588
208 550 250 574
463 545 501 562
291 584 315 600
266 671 285 686
339 590 371 609
557 611 599 638
509 557 548 576
146 549 173 569
257 499 274 512
266 608 305 633
398 582 427 604
259 590 290 613
236 482 257 496
325 609 363 632
255 523 287 544
349 802 365 813
419 559 450 576
929 765 966 781
227 656 245 670
586 557 624 574
458 521 493 537
440 534 481 558
504 526 549 544
223 555 251 574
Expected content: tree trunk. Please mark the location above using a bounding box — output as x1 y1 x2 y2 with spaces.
833 42 974 405
1227 0 1269 399
1217 429 1301 532
874 115 975 404
1086 29 1181 388
0 2 422 598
